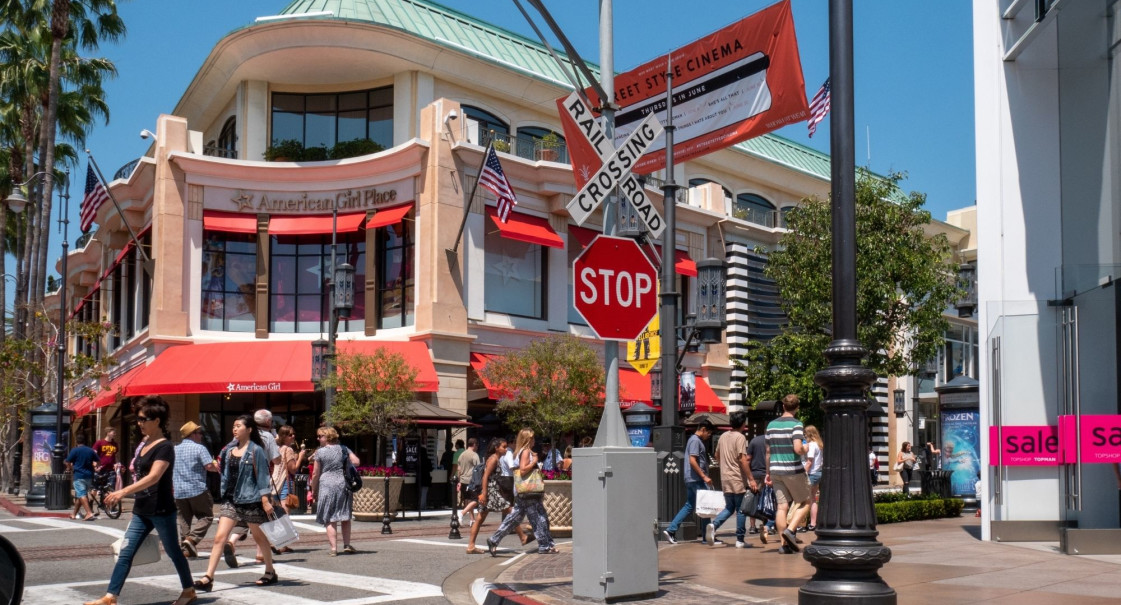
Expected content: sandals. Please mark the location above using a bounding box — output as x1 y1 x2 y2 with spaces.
223 542 239 568
521 535 536 546
255 570 279 586
465 546 483 554
172 588 198 605
486 538 498 557
193 575 214 592
82 596 117 605
342 544 357 554
328 549 338 557
538 546 559 554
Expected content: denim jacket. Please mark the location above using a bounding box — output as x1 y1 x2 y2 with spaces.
219 440 273 505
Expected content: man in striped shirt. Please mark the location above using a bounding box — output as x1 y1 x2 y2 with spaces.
765 394 811 554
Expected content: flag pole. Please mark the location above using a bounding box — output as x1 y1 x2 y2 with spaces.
85 150 154 275
447 139 495 255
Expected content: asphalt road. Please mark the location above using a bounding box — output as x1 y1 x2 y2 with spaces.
2 508 528 605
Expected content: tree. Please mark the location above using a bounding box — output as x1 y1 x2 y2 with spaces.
481 334 603 440
737 171 961 423
323 348 418 463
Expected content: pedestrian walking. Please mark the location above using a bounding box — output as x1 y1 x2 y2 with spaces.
745 429 769 540
465 438 527 553
896 441 917 495
708 412 758 548
65 433 99 521
803 425 823 530
273 426 308 516
662 420 715 544
486 428 556 555
765 394 812 555
193 415 278 592
85 396 196 605
173 421 219 558
91 429 119 502
456 438 481 527
539 437 562 471
310 426 359 556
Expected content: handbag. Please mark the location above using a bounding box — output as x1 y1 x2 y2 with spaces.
755 485 777 521
342 446 363 492
739 488 759 518
285 478 300 509
260 510 299 549
695 488 725 518
496 475 515 501
111 533 160 566
513 467 544 496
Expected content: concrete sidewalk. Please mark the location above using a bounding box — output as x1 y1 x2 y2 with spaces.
484 517 1121 605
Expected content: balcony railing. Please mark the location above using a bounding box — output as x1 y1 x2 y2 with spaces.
732 204 778 228
113 158 141 181
488 131 569 164
203 146 238 160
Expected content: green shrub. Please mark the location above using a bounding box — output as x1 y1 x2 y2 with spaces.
874 497 964 524
330 138 385 159
264 139 304 161
301 145 329 161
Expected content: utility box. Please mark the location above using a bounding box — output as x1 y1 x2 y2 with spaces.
572 446 658 601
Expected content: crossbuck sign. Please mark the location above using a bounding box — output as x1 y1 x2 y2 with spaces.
563 92 666 239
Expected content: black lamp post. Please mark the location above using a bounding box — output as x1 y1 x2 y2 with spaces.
322 204 355 422
800 1 894 602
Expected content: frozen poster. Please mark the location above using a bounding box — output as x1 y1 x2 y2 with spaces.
939 409 981 497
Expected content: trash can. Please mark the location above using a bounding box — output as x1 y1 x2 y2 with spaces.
45 473 72 510
293 473 309 515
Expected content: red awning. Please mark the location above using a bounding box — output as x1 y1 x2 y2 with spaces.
568 225 599 250
366 202 414 229
469 352 505 399
270 213 366 236
619 368 652 408
642 246 698 277
486 207 564 248
335 340 439 392
203 211 258 234
74 365 147 418
693 376 726 413
126 340 439 396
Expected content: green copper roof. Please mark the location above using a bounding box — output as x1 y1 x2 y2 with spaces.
276 0 830 182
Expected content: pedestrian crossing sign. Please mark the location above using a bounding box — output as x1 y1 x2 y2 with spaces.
626 311 660 375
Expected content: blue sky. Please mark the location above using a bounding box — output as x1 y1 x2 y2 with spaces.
52 0 974 274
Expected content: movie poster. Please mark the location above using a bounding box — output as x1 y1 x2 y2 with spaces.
679 371 696 416
31 429 56 480
939 409 981 497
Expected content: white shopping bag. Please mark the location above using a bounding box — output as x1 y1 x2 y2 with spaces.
111 533 161 566
260 511 299 549
694 488 725 519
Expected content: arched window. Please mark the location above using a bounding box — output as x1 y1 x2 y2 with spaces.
217 117 237 159
734 193 776 227
516 126 566 162
463 106 509 148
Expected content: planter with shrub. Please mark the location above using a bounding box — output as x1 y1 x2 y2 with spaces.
873 492 964 524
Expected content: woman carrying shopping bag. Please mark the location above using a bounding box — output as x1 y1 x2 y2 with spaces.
194 415 278 592
486 428 556 555
86 396 196 605
310 426 359 556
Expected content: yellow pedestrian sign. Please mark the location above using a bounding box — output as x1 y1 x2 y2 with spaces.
626 311 660 375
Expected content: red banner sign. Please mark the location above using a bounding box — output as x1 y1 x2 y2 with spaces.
557 0 807 186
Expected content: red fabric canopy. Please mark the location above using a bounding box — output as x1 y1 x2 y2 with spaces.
203 211 258 234
126 340 439 396
486 207 564 248
73 365 147 417
270 212 366 235
366 202 413 229
641 246 698 277
619 368 654 408
693 376 726 413
568 225 599 250
469 352 505 399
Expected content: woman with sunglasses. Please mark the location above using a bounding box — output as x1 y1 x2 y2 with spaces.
85 397 196 605
193 415 278 592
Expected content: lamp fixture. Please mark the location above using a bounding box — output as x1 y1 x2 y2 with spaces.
139 129 157 141
4 171 50 214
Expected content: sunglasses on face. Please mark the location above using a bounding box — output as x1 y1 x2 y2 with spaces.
137 416 152 422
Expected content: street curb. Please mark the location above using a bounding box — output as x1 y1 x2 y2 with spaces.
483 586 549 605
0 495 71 518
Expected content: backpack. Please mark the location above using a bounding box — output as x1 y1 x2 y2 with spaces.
466 458 486 493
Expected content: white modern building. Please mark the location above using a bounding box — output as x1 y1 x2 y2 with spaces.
975 0 1121 551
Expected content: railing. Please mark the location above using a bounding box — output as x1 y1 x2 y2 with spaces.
639 175 688 204
113 158 140 181
203 146 238 160
731 204 778 228
489 131 569 164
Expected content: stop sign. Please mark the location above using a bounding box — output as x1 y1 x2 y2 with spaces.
573 235 658 340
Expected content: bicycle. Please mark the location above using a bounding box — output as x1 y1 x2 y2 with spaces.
89 465 123 519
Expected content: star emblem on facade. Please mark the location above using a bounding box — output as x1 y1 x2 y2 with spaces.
227 382 236 392
232 192 255 212
493 257 520 285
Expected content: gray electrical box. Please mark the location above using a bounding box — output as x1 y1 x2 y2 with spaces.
572 446 658 601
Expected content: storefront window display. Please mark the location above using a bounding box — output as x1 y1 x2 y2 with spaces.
202 231 257 332
484 226 546 319
378 220 414 329
270 232 365 333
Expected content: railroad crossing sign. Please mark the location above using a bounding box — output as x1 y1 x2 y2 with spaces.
562 92 665 238
573 235 659 341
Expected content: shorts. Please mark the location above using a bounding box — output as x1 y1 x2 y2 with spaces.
808 472 822 486
772 473 811 507
220 500 269 525
73 477 91 498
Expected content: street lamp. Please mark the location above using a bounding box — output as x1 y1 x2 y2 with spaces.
320 207 356 422
893 388 906 416
800 1 894 602
311 339 329 384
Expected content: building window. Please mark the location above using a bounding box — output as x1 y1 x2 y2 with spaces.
516 126 566 163
941 323 979 381
139 233 151 330
485 227 546 319
271 87 393 151
205 116 237 159
202 231 258 332
734 193 776 227
378 221 414 329
567 237 587 325
462 106 508 148
75 296 101 359
269 233 365 333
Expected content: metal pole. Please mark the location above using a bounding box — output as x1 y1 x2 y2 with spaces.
325 204 338 421
659 55 679 428
51 170 70 475
800 1 894 602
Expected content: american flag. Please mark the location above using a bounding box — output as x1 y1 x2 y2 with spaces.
79 164 109 232
479 145 518 222
807 78 831 138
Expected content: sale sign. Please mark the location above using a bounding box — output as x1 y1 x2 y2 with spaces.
557 0 807 181
988 425 1062 466
1060 415 1121 464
